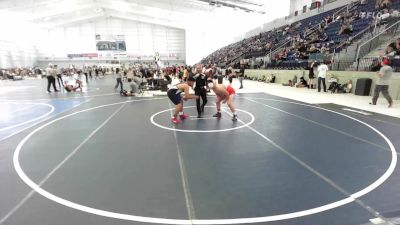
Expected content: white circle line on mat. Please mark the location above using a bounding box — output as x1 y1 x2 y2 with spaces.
12 97 397 224
0 103 55 131
150 106 255 133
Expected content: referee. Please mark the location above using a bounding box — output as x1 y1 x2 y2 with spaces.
194 65 208 118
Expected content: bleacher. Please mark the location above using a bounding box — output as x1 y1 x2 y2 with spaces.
201 0 399 70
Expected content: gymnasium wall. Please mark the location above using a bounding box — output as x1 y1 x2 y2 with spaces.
0 20 39 68
36 18 186 62
244 69 400 100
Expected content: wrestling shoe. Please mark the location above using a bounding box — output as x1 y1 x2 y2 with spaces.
171 117 181 124
213 112 222 118
179 114 189 120
232 114 238 121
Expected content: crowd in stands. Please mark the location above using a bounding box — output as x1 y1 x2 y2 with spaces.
386 37 400 57
0 67 41 80
201 0 399 70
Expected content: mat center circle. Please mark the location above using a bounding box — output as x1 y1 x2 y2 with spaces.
150 106 255 133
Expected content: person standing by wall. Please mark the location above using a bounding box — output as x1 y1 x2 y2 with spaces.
306 61 316 89
317 61 328 92
370 58 393 107
239 65 245 89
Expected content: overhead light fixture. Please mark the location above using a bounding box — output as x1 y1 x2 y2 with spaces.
94 7 104 14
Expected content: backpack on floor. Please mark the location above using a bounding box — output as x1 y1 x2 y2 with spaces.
336 84 347 93
120 90 128 96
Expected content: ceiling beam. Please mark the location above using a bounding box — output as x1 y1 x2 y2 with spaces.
42 13 106 29
106 13 186 30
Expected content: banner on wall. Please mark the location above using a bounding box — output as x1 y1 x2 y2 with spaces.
67 53 98 58
98 53 127 58
95 34 126 51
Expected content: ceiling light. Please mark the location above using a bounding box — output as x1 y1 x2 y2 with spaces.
94 7 104 13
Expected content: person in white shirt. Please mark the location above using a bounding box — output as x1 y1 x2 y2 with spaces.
391 9 399 18
46 64 59 93
317 62 329 92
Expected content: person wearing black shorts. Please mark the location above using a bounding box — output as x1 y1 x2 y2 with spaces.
167 76 199 124
194 66 207 118
305 61 316 89
239 65 245 89
55 65 63 88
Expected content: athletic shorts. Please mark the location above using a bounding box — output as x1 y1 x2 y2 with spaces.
167 89 182 105
226 85 235 95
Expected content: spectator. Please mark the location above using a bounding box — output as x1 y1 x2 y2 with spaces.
292 75 298 85
360 11 367 19
396 38 400 55
339 23 353 35
114 67 123 91
239 65 245 89
370 58 393 107
320 44 330 54
386 42 397 56
305 61 317 89
317 61 328 92
259 59 264 69
371 58 383 71
282 79 294 87
126 78 140 96
377 9 391 24
344 80 353 93
377 0 392 10
391 9 400 18
295 77 308 88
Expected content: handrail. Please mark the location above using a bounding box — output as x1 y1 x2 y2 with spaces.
269 39 292 58
332 3 350 20
355 19 400 60
228 52 244 64
304 1 355 37
353 24 373 41
335 25 371 51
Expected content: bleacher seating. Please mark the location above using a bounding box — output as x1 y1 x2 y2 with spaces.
201 0 399 70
